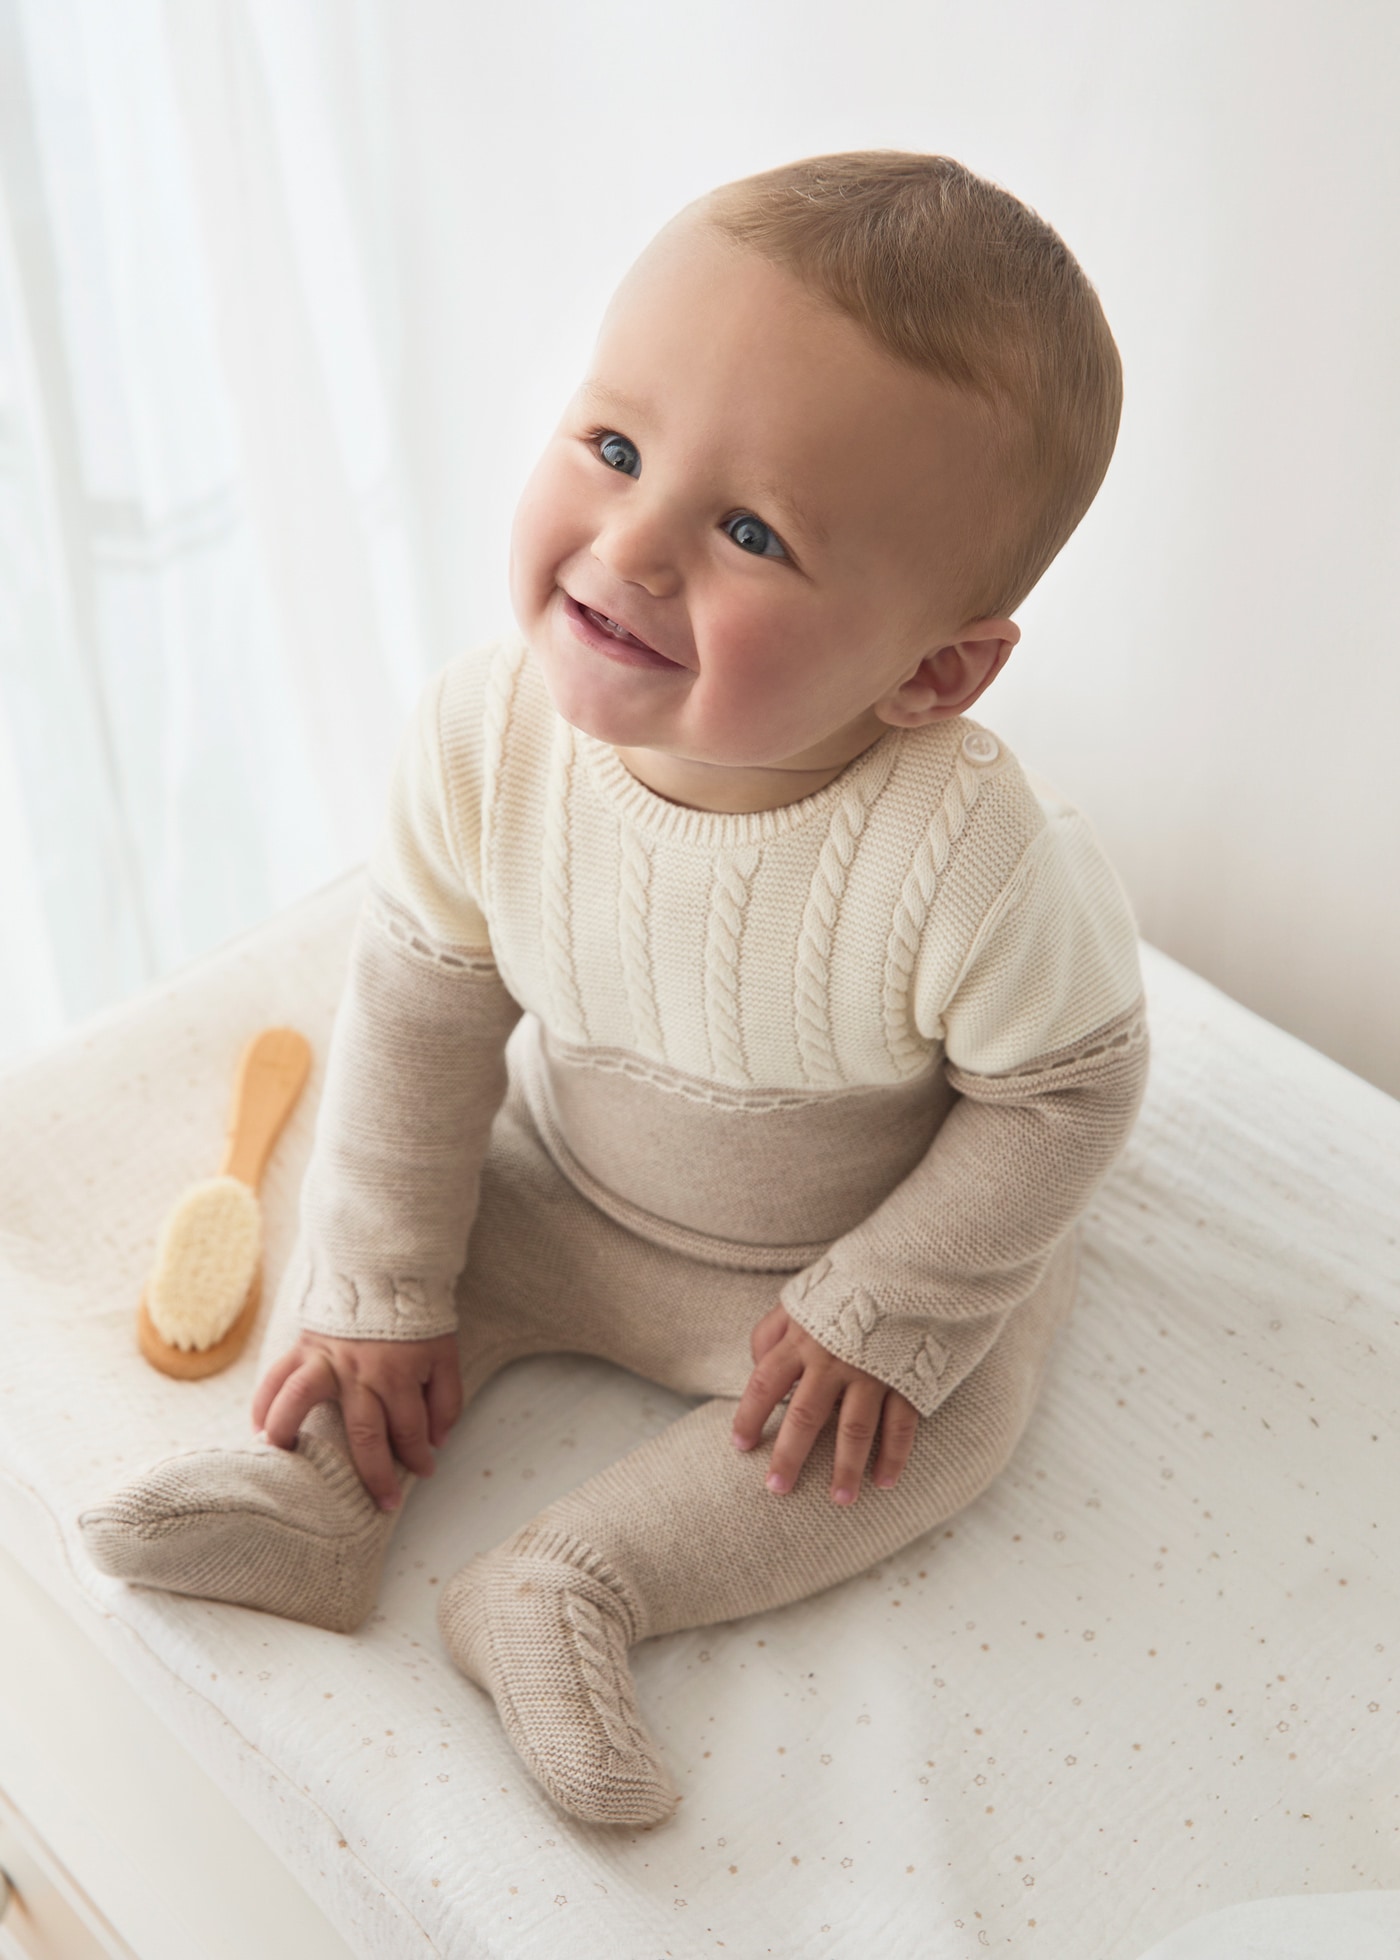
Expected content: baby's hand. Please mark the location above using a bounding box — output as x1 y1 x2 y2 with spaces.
250 1330 463 1513
730 1302 920 1506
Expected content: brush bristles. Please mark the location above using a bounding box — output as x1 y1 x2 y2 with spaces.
148 1175 262 1351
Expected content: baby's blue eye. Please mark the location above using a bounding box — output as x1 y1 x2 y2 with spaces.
591 429 788 561
598 432 639 476
724 513 786 560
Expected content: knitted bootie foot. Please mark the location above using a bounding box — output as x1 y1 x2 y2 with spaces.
438 1528 680 1827
77 1427 408 1634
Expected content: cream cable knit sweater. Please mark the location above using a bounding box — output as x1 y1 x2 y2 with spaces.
296 632 1149 1418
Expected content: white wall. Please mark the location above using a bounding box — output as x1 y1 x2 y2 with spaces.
370 0 1399 1095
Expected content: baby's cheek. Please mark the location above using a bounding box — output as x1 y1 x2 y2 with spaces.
509 452 581 586
507 482 556 603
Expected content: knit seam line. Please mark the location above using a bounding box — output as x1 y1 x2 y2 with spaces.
537 1024 944 1113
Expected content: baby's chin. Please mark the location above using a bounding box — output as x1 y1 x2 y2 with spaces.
525 635 679 744
527 658 790 775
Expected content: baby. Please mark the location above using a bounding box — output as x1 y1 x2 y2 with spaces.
79 150 1149 1829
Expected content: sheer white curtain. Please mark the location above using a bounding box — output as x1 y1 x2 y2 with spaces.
0 0 435 1072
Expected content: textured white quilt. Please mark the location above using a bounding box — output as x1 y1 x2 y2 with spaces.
0 866 1396 1959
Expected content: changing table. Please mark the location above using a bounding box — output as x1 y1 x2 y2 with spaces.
0 865 1397 1959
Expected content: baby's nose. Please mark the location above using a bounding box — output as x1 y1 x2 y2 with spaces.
591 520 682 600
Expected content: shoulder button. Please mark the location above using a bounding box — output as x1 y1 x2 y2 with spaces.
961 728 1000 765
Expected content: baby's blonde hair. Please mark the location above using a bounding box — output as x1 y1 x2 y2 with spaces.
699 150 1122 626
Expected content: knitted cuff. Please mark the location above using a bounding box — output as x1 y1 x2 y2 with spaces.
296 1263 459 1343
778 1255 953 1420
497 1520 649 1645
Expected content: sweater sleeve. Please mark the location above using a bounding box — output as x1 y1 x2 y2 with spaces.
294 653 523 1344
776 806 1149 1419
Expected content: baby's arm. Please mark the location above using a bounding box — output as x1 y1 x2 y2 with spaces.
291 884 521 1344
776 995 1148 1410
755 806 1149 1492
256 659 521 1499
735 1000 1148 1503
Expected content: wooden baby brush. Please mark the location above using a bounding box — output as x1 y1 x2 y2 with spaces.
137 1027 312 1380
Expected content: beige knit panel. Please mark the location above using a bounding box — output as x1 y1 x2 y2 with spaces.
779 998 1150 1418
297 892 523 1343
519 1014 956 1250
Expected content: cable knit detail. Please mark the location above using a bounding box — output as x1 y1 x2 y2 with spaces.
704 843 760 1084
901 1334 950 1400
882 753 984 1074
780 1257 955 1409
404 643 1144 1092
832 1283 881 1346
785 1254 833 1302
618 824 664 1062
297 1265 458 1340
478 637 526 930
790 1265 882 1356
794 742 899 1087
541 717 589 1045
505 1521 646 1639
564 1593 653 1767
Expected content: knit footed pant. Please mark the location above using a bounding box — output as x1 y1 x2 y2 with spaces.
265 1063 1077 1625
81 1066 1077 1825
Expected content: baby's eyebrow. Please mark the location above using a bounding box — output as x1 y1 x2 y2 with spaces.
578 379 829 554
751 475 829 553
581 379 649 420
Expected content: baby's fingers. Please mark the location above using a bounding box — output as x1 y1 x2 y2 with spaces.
257 1348 336 1448
749 1301 789 1364
380 1377 436 1482
871 1392 921 1489
828 1379 885 1505
730 1346 803 1453
250 1344 304 1433
340 1380 403 1512
425 1354 463 1449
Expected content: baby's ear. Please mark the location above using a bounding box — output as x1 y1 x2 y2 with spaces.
875 626 1017 727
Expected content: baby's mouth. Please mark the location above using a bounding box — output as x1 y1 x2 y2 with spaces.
580 602 655 652
561 591 684 669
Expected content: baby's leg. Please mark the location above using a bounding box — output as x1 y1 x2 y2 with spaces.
76 1191 533 1634
439 1229 1078 1825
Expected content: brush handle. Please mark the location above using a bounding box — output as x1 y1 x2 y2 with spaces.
218 1027 312 1191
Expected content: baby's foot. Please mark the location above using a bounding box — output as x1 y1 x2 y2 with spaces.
77 1429 405 1634
438 1524 680 1827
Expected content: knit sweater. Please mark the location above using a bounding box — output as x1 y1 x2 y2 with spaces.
296 631 1150 1419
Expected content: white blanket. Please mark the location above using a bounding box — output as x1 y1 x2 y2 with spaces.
0 866 1396 1959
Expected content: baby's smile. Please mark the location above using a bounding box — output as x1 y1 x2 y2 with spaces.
559 588 688 671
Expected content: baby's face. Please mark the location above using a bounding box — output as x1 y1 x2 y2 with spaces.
510 214 1009 783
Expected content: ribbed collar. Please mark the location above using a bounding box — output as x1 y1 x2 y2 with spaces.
573 722 907 849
